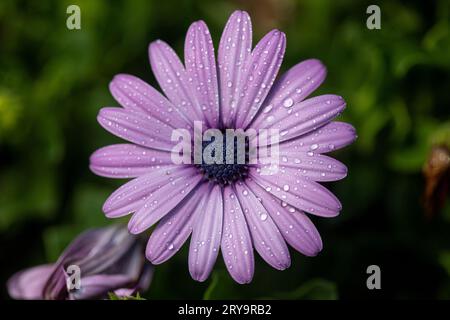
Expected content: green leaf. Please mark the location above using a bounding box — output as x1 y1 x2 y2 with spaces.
108 292 146 300
203 272 219 300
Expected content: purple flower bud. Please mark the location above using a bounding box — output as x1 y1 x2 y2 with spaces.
7 225 153 300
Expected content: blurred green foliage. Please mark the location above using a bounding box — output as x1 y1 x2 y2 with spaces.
108 292 145 300
0 0 449 299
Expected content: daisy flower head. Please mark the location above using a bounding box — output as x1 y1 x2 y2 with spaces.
90 10 356 284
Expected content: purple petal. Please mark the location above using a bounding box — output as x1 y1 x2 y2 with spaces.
102 165 185 218
146 183 208 264
234 181 290 270
251 59 327 129
112 288 134 297
218 10 252 128
249 167 342 217
109 74 191 129
260 152 348 182
7 264 54 300
185 21 220 128
189 184 223 282
248 181 323 256
68 274 132 300
73 226 138 275
134 263 154 292
221 186 254 284
114 263 154 297
128 170 203 234
280 121 357 154
97 107 177 151
149 40 205 123
267 95 346 142
43 229 109 299
235 29 286 129
51 226 150 300
43 267 67 300
90 144 174 178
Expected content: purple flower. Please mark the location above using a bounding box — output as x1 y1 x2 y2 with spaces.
7 225 153 300
90 10 356 284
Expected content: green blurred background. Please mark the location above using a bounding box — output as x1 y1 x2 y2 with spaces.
0 0 449 299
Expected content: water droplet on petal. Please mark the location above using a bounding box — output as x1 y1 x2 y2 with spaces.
283 98 294 108
263 105 273 113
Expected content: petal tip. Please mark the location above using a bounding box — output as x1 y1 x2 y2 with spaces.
276 259 291 271
148 39 165 56
233 274 253 284
128 223 143 235
190 271 208 283
145 249 158 265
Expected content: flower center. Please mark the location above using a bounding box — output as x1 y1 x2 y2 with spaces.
197 131 249 185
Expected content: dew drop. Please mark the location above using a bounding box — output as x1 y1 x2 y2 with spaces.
283 98 294 108
263 105 273 113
